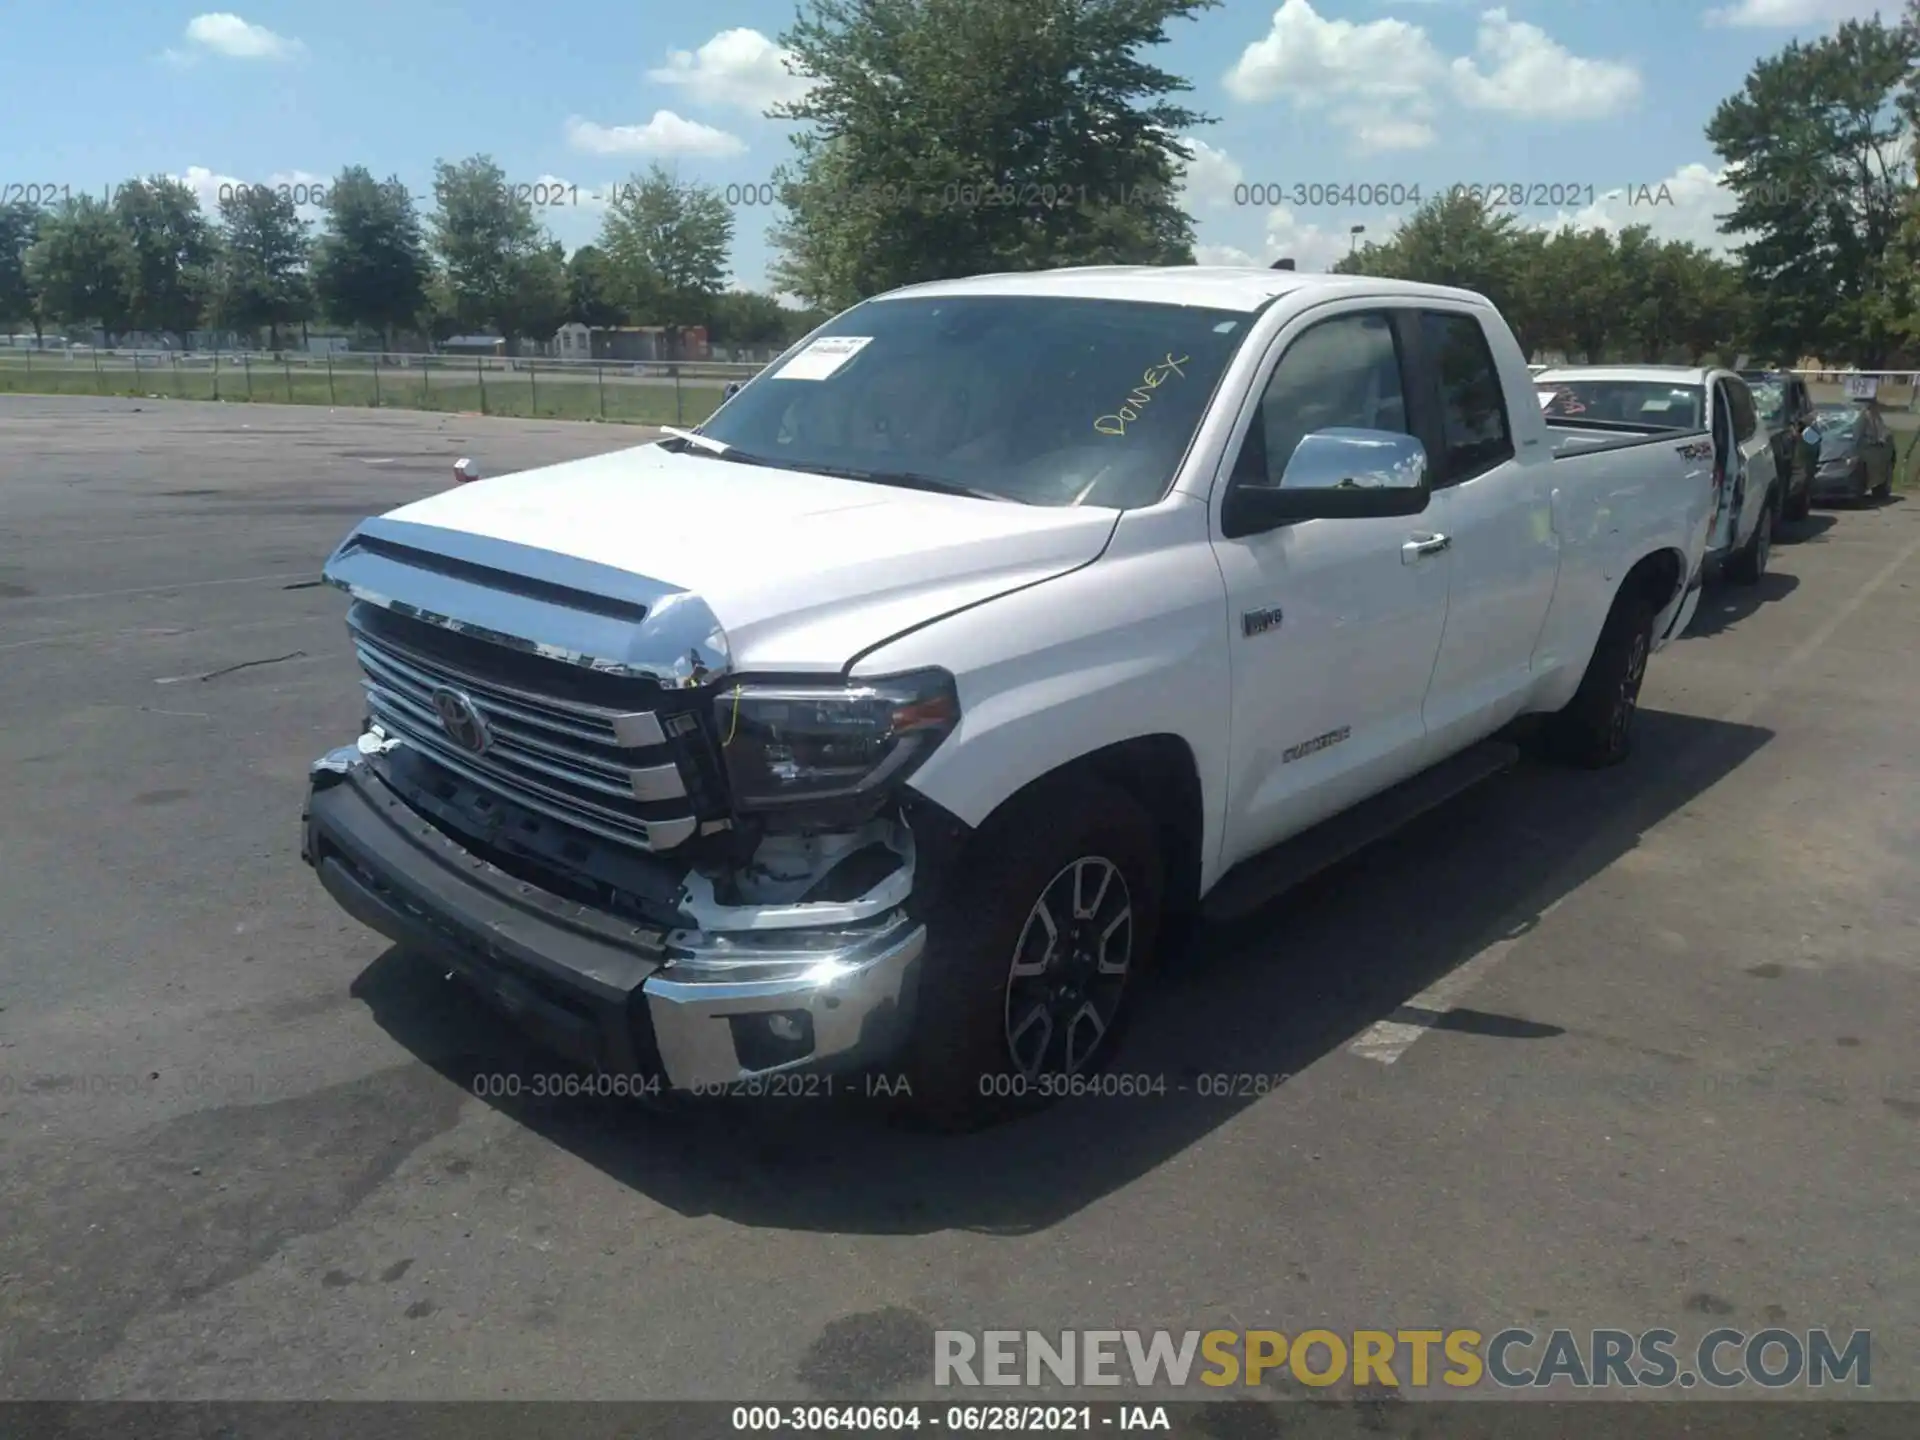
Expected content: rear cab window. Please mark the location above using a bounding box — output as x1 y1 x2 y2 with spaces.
1417 310 1513 485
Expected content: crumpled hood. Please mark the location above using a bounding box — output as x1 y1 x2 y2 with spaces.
368 441 1120 671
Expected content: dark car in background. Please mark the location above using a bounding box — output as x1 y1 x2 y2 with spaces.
1808 401 1898 503
1744 371 1817 522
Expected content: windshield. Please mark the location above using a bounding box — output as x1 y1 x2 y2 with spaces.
1748 381 1785 423
1536 379 1705 430
692 294 1252 508
1814 405 1860 439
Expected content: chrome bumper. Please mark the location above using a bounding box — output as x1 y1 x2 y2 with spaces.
304 746 924 1092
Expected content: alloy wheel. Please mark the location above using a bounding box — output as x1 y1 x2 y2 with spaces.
1003 856 1134 1077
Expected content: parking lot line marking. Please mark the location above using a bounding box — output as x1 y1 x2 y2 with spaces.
1348 920 1557 1064
1349 517 1920 1067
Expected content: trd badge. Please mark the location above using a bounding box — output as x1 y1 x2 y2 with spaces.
1243 607 1283 637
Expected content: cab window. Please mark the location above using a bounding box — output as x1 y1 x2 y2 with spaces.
1230 311 1410 489
1418 311 1513 484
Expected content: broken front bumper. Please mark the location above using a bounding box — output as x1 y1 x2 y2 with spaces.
302 748 926 1091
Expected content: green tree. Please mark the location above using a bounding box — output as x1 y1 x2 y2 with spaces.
596 165 733 338
1335 191 1527 307
112 177 215 339
0 200 41 338
23 195 132 338
565 244 626 328
1707 16 1918 366
708 289 793 346
312 167 432 350
428 155 561 353
211 185 312 348
1534 226 1623 362
768 0 1217 310
506 240 571 349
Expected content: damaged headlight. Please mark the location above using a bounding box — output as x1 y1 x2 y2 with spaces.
713 669 960 814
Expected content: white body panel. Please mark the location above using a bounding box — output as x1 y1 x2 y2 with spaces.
384 445 1118 673
387 269 1715 901
1535 363 1772 564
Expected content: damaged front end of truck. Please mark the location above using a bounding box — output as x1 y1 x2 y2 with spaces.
300 516 972 1091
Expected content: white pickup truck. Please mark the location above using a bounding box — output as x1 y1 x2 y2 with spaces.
1536 365 1782 583
303 267 1715 1126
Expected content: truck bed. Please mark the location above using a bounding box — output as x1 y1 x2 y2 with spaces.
1548 418 1709 459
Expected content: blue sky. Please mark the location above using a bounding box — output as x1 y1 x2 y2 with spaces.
0 0 1900 296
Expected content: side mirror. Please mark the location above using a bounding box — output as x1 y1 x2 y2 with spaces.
723 381 742 399
1222 427 1431 537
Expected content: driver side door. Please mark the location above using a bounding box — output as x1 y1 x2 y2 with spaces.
1210 306 1451 873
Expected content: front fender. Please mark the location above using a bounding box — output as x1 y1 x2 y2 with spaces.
851 501 1236 893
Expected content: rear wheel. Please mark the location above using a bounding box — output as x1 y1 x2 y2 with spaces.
901 776 1163 1130
1545 590 1657 769
1727 494 1775 585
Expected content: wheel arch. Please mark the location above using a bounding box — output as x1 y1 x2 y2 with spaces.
955 734 1207 938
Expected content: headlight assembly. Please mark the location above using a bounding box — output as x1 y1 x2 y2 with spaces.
713 669 960 814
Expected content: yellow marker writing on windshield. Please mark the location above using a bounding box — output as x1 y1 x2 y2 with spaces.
1096 353 1190 435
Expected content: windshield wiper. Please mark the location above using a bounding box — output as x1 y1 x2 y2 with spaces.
786 463 1020 503
655 427 783 469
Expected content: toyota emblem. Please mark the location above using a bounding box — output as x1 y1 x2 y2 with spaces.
430 686 491 755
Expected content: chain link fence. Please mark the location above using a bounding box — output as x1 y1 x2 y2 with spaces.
0 347 767 427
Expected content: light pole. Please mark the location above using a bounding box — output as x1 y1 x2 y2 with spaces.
1349 224 1366 255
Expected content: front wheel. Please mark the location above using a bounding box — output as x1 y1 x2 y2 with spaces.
1544 591 1657 769
901 777 1164 1130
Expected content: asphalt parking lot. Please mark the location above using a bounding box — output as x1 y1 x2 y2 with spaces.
3 395 1919 1408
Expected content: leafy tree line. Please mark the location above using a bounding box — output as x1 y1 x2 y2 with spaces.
4 0 1918 369
0 158 823 354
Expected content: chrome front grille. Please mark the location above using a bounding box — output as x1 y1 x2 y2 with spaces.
350 617 700 852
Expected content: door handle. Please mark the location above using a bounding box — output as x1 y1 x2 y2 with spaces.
1402 533 1450 562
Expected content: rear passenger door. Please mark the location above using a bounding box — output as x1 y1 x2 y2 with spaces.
1416 309 1562 756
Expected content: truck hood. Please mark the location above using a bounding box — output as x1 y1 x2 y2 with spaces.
357 442 1120 672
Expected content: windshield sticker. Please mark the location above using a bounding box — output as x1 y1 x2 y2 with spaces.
1095 353 1190 435
773 335 873 381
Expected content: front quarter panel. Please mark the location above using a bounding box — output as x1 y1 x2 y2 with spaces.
854 497 1234 891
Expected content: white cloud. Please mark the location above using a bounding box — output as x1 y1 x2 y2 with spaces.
172 166 329 220
1268 206 1401 271
1226 0 1640 149
645 28 814 114
1450 10 1640 118
1537 163 1745 252
167 13 302 62
1705 0 1889 26
1177 138 1245 209
1226 0 1444 105
564 112 747 158
1194 209 1402 273
1194 243 1261 266
1348 106 1439 152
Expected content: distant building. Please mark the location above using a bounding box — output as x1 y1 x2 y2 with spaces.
547 324 711 362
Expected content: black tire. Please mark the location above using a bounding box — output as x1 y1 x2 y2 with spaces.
1726 494 1775 585
1544 590 1657 769
900 776 1163 1131
1785 479 1811 522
